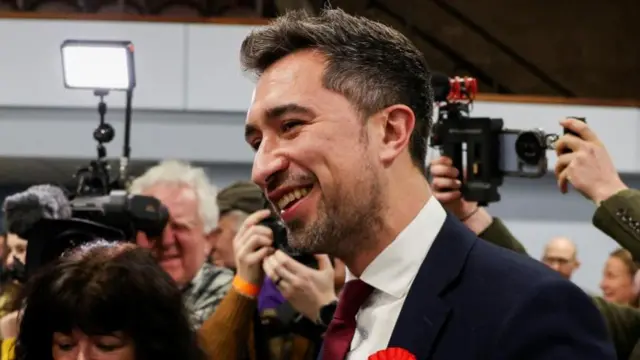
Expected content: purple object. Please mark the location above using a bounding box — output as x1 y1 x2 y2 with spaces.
258 277 286 312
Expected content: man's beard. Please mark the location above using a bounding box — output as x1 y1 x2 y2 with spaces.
285 160 384 258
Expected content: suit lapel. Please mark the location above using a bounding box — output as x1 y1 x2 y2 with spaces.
388 214 476 359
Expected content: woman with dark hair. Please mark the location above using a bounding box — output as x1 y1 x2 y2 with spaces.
14 240 207 360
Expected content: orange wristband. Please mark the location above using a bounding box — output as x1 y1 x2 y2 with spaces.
232 275 261 298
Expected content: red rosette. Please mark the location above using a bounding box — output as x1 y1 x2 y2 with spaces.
368 347 416 360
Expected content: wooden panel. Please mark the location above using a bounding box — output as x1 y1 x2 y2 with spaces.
0 18 186 109
476 94 640 108
0 10 271 24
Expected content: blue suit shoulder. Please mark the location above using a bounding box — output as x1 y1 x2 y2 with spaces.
397 216 615 359
452 232 616 359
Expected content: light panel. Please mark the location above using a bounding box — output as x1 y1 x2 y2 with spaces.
61 40 135 91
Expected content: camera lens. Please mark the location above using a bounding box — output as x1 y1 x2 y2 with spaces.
515 131 544 165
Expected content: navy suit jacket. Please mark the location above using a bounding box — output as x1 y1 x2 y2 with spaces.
324 215 616 360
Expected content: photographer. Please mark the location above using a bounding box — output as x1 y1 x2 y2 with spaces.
200 181 337 360
429 117 640 359
129 160 233 328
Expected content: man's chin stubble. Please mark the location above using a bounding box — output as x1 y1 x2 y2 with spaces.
288 220 375 258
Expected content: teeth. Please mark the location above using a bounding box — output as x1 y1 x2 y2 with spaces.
277 188 310 210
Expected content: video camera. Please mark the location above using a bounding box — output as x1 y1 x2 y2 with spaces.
429 73 574 206
18 121 169 280
15 45 169 279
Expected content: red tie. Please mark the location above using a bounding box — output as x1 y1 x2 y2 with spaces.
322 279 374 360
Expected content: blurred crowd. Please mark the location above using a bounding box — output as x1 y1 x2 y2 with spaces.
0 5 638 360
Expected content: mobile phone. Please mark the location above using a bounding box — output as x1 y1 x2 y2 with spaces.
561 117 586 154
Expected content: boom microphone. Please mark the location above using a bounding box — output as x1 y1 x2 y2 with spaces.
3 184 72 238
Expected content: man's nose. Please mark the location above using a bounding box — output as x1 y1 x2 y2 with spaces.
252 150 289 189
76 342 88 360
5 254 13 267
160 226 177 248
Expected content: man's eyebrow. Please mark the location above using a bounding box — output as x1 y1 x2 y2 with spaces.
265 103 315 119
244 103 315 141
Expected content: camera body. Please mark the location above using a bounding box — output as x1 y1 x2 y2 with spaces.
70 190 169 241
19 192 169 281
259 214 317 268
429 73 565 205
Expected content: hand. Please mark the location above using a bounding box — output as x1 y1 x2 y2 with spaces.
0 311 19 339
429 156 494 234
263 251 337 322
233 209 275 286
555 118 628 205
429 156 478 219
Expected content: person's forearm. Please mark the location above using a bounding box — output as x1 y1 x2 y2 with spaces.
198 287 257 359
462 208 494 235
471 211 529 256
593 188 640 261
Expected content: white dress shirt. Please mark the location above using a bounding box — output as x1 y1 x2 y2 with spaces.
345 196 446 359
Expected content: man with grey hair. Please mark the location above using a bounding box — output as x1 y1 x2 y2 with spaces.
130 160 233 328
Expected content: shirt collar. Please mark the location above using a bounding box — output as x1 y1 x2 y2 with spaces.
346 196 446 298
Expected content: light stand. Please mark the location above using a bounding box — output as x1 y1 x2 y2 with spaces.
74 90 115 196
60 39 137 196
120 89 134 188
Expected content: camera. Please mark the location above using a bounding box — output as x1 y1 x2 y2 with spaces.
259 199 317 267
515 130 546 165
16 95 169 281
497 129 551 178
19 188 169 282
429 73 568 205
70 190 168 241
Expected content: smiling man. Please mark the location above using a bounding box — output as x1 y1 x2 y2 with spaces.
239 8 615 360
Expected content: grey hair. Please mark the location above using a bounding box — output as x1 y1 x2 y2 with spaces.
129 160 219 233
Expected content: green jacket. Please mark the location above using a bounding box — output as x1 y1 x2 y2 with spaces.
478 189 640 360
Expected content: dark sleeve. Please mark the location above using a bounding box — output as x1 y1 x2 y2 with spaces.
479 217 529 255
495 279 616 360
593 189 640 260
593 296 640 360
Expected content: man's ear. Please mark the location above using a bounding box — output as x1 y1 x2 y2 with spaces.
378 104 415 165
203 230 217 256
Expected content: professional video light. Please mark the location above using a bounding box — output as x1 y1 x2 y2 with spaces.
59 39 138 191
61 40 136 91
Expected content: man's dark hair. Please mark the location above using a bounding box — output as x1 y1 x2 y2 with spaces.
240 8 434 172
15 241 205 360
